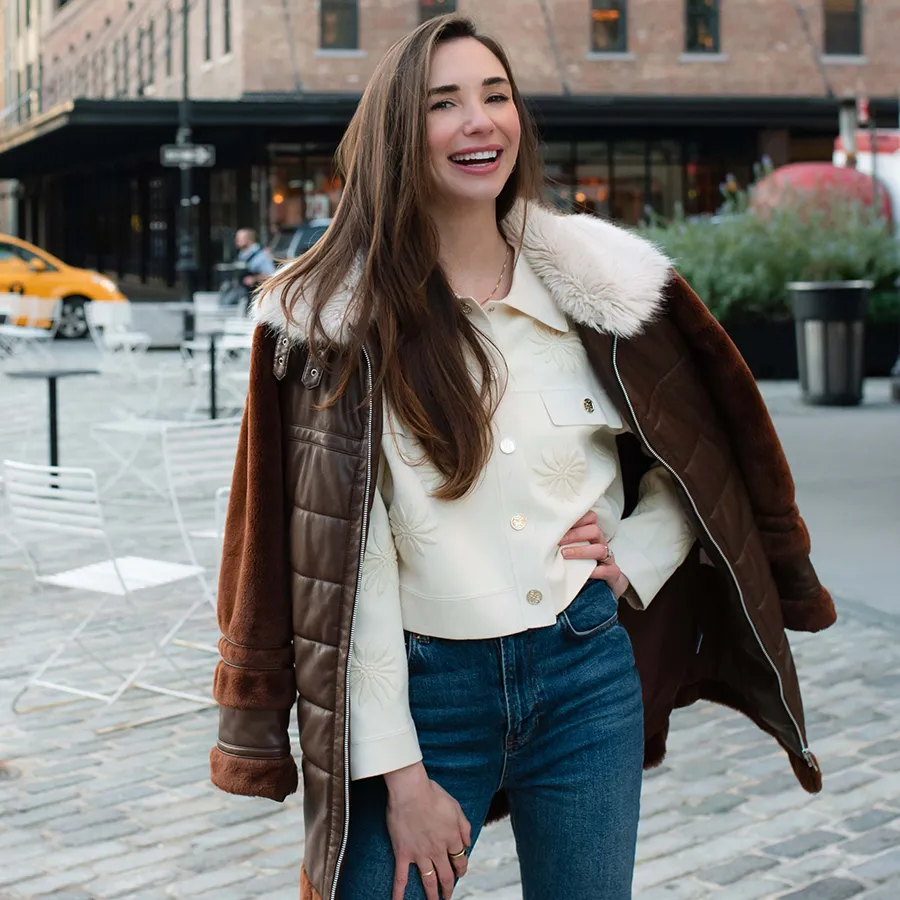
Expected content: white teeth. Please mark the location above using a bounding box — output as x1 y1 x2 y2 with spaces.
451 150 499 163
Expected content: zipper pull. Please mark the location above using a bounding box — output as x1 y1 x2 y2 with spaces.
802 749 820 772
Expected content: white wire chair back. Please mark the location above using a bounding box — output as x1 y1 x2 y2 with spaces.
161 419 240 595
3 461 108 541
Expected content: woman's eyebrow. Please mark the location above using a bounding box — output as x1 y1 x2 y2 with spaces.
427 76 511 98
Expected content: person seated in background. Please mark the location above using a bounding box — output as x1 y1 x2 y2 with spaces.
234 228 276 289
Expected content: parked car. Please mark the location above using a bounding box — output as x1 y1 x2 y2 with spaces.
0 234 126 339
268 218 332 261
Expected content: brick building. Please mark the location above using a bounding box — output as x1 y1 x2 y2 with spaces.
0 0 897 296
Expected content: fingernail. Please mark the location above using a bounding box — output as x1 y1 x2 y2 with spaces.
562 549 572 558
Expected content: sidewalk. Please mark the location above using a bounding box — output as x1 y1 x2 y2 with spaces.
1 354 898 900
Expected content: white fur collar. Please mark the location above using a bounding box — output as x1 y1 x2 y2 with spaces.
255 202 672 345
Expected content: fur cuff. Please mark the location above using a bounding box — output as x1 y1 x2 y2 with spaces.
300 864 323 900
209 746 298 802
780 587 837 633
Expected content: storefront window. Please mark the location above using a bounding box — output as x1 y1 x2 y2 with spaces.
268 152 343 233
541 142 575 211
648 141 682 219
210 169 238 264
611 142 646 225
574 142 611 217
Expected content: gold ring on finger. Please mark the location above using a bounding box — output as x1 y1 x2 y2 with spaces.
420 869 436 877
449 848 467 859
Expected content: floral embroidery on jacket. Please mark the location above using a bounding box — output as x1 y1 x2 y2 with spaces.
350 642 402 708
362 530 398 596
534 446 588 501
530 322 587 373
389 502 437 558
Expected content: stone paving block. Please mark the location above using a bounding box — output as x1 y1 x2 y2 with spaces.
87 863 184 899
45 808 129 835
699 853 778 885
764 830 845 859
841 809 900 833
90 843 185 876
56 819 142 847
166 865 256 897
859 739 900 758
841 826 900 857
5 866 96 897
189 820 271 850
861 878 900 900
777 877 865 900
873 755 900 773
127 816 216 848
685 792 747 816
825 769 880 794
176 843 260 874
850 848 900 883
774 849 846 885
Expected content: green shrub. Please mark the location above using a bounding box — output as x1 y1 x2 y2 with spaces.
638 183 900 324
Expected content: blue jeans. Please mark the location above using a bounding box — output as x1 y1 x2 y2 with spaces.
340 579 644 900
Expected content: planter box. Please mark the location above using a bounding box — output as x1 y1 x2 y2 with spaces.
723 321 899 380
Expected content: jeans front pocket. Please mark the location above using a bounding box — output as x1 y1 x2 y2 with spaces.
559 579 619 639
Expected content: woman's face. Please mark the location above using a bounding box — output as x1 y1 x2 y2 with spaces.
425 37 521 208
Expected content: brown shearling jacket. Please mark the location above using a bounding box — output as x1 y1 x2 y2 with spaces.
209 206 835 900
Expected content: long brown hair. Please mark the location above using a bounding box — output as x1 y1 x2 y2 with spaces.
266 15 544 500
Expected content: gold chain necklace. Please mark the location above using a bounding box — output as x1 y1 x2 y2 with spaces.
453 243 511 306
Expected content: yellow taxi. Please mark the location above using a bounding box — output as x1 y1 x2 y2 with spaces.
0 234 126 339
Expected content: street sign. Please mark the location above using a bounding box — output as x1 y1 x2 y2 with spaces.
160 144 216 168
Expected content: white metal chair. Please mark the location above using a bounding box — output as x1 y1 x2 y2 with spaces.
0 295 61 366
85 300 151 377
4 460 209 712
161 418 240 613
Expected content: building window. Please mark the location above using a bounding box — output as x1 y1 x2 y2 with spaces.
321 0 358 50
122 36 129 96
113 43 120 96
148 20 155 84
591 1 627 52
204 0 212 60
98 49 106 98
224 0 232 54
166 4 173 76
137 28 145 94
685 0 720 53
824 0 862 55
25 0 32 29
419 0 456 23
25 63 33 118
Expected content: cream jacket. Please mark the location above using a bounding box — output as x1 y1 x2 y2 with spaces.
348 254 695 780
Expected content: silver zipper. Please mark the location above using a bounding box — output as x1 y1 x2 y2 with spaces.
330 346 375 900
611 336 816 770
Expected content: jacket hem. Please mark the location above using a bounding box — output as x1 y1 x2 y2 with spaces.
301 863 322 900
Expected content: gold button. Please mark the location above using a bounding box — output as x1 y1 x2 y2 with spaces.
527 589 543 605
461 302 473 315
510 514 526 531
583 398 595 413
500 438 515 454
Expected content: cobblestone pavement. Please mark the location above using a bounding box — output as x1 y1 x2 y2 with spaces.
1 347 899 900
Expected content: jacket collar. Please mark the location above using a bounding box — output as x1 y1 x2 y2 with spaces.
255 201 672 346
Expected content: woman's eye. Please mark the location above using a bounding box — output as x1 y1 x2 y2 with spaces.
429 99 454 111
487 94 510 103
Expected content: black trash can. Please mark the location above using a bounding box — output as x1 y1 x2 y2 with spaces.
787 280 872 406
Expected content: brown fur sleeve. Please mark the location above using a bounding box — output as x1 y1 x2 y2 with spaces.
665 273 836 633
209 327 298 802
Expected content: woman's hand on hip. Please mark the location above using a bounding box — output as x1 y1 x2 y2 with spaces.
559 511 630 599
384 761 471 900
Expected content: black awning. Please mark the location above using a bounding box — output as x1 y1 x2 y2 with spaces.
0 93 896 179
0 95 362 178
